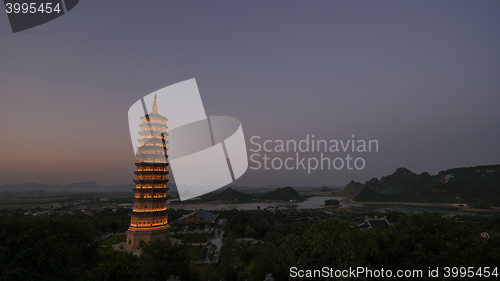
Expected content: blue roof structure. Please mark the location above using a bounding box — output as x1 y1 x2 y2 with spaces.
176 209 219 224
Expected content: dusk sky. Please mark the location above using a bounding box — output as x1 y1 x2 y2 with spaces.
1 1 499 187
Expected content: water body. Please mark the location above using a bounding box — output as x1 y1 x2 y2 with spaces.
169 196 479 215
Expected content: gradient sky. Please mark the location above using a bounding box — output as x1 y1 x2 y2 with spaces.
0 1 499 187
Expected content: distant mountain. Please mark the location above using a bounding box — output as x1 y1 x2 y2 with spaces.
257 186 302 201
198 186 303 202
352 165 500 207
331 180 366 197
0 181 100 192
0 181 179 193
363 167 433 195
200 187 249 202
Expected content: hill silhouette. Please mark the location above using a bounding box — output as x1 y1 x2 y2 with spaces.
200 187 249 202
331 180 366 197
199 186 303 202
352 165 500 207
257 186 302 201
0 181 100 192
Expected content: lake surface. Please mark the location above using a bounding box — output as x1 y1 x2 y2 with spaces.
169 196 480 215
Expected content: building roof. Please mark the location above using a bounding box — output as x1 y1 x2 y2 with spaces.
358 216 390 230
175 209 219 224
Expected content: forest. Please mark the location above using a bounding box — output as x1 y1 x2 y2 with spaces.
0 208 499 281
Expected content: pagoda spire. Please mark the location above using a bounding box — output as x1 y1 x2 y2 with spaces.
152 94 158 113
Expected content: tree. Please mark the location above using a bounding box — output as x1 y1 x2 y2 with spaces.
307 218 377 278
244 225 257 238
86 247 138 281
219 237 240 267
324 199 340 206
371 212 500 280
274 218 377 281
0 215 99 281
135 239 192 281
275 234 314 281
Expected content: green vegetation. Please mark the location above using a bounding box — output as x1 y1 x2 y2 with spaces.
324 199 340 206
183 245 208 261
100 235 126 246
86 247 138 281
0 208 499 280
134 239 193 281
0 214 99 281
216 210 500 281
170 233 213 243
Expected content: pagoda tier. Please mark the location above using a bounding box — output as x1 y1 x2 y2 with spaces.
137 137 167 145
126 95 170 249
135 145 169 152
128 210 168 232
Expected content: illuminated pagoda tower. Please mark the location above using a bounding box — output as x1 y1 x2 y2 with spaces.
126 95 170 249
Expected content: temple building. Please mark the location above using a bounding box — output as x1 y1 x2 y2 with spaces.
358 216 390 230
126 95 170 249
175 209 219 230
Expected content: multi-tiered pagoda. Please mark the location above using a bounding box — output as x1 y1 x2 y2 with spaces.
126 95 170 249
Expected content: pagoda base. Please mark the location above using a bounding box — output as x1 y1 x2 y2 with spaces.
125 228 170 249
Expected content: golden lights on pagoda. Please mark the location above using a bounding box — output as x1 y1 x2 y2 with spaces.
125 95 171 248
